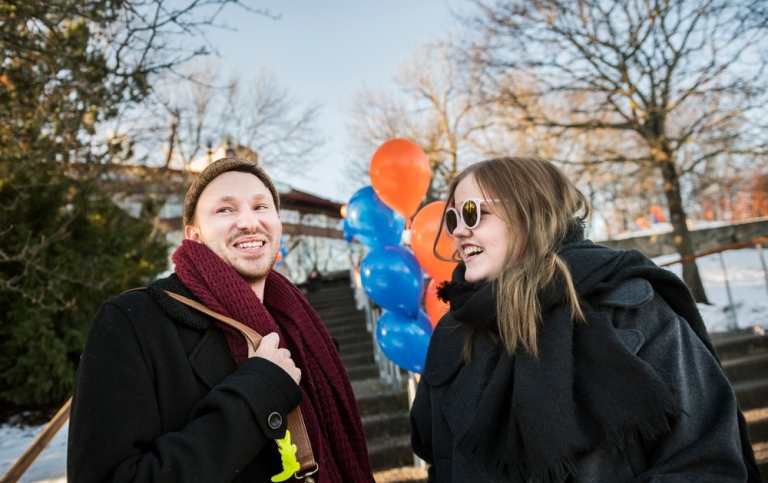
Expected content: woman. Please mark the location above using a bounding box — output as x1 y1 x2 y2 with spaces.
410 157 760 482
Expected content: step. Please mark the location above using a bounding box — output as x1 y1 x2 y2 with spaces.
733 378 768 411
307 293 355 304
312 310 365 322
336 338 374 357
305 280 353 291
722 352 768 384
338 340 376 359
323 318 368 331
324 320 369 335
352 379 409 416
712 330 768 360
753 441 767 480
321 315 366 327
312 296 359 308
312 302 360 313
347 364 380 381
321 312 367 325
367 434 416 472
333 330 375 346
319 311 361 321
745 407 768 443
362 411 411 442
307 292 357 305
372 466 428 483
341 351 376 368
328 328 371 344
356 392 409 417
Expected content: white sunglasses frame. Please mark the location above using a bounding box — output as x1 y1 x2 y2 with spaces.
444 198 500 234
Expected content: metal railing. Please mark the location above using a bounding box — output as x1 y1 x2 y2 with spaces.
657 236 768 331
347 266 422 466
348 266 405 390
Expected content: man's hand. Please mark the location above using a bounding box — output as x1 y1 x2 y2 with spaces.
253 332 301 384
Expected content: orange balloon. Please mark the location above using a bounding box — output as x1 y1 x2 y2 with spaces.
424 278 449 328
370 138 431 220
411 201 457 283
340 204 348 219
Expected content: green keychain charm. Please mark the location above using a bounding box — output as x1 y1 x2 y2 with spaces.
271 429 301 482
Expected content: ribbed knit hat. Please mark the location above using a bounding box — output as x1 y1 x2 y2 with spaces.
183 157 280 226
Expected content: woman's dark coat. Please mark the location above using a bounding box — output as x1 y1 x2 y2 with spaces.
411 246 755 482
68 275 302 482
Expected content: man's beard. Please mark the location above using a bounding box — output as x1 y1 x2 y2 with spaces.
236 251 278 285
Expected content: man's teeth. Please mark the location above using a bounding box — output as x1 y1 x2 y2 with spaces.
237 241 264 249
464 246 484 256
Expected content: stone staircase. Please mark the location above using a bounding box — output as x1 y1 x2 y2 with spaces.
303 276 414 473
712 327 768 480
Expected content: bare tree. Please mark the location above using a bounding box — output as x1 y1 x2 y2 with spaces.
220 69 324 178
132 62 323 172
345 44 508 201
93 59 324 241
465 0 768 302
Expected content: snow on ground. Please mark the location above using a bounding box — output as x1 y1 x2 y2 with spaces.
656 247 768 333
0 417 68 482
2 247 767 482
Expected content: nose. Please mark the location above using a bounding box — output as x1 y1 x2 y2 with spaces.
236 209 261 231
450 218 471 238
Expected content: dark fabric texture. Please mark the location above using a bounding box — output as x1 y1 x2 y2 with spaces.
432 229 759 482
68 282 303 482
172 239 373 482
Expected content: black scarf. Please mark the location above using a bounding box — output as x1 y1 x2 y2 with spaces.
437 230 759 482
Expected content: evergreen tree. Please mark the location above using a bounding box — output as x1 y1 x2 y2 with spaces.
0 164 169 408
0 0 256 410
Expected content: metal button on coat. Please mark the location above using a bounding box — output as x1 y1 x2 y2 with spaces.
268 412 283 429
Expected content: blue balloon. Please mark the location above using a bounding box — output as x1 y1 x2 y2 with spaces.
345 186 405 248
341 218 355 243
376 309 433 373
360 246 424 318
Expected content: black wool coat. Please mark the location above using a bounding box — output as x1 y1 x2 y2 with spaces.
68 275 303 483
411 276 751 482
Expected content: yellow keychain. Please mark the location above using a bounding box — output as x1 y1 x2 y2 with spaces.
271 430 301 482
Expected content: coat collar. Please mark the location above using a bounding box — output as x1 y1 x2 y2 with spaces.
147 274 213 331
146 274 235 389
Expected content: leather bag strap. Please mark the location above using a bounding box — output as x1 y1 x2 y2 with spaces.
164 291 262 351
164 291 319 479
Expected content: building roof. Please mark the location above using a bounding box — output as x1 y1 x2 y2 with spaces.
280 187 343 217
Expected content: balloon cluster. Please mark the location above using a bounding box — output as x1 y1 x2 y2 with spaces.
275 245 288 267
343 139 456 373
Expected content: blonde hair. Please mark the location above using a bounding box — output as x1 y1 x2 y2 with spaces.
436 157 590 358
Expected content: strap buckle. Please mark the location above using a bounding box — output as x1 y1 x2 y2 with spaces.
296 463 319 482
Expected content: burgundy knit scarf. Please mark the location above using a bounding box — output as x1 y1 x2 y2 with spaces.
173 239 373 482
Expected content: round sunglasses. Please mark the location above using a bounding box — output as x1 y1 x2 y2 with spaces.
444 198 499 234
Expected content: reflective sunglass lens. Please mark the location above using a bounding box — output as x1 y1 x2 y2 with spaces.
462 200 479 228
445 209 458 234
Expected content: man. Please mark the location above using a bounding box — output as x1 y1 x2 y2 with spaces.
68 157 374 482
308 268 323 292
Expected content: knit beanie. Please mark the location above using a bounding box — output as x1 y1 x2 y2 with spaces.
183 157 280 226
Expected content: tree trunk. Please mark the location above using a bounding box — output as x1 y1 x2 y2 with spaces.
658 160 710 304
